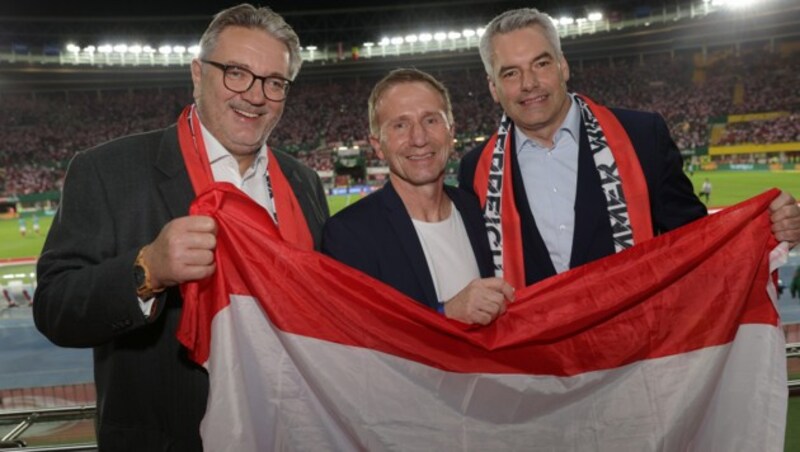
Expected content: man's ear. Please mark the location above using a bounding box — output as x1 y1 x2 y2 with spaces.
488 75 500 104
191 59 203 100
369 134 385 160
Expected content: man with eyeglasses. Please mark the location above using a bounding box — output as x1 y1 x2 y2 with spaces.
34 4 328 451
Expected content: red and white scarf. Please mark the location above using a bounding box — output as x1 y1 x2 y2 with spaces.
473 94 653 288
176 104 314 250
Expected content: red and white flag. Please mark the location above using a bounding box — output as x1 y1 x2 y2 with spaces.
178 185 788 451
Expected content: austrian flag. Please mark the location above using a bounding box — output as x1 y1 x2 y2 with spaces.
177 185 787 451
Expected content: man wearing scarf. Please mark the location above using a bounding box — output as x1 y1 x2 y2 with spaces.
33 4 328 451
459 8 800 289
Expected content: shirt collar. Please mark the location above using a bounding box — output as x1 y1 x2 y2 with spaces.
198 120 267 169
515 93 581 152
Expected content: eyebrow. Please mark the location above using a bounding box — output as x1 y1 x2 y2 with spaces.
497 51 553 74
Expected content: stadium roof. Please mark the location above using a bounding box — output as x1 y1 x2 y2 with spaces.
1 0 701 46
4 1 674 18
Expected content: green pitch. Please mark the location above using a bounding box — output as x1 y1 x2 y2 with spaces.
0 172 797 261
0 215 53 260
688 170 800 209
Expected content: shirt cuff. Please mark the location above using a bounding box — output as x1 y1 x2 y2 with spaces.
138 296 156 318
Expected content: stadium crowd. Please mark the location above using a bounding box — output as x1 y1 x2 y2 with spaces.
1 51 797 196
716 114 800 146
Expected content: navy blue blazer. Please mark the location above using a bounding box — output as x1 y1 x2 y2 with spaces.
322 180 495 310
458 107 707 287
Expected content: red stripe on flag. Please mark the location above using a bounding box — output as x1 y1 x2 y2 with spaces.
179 185 779 376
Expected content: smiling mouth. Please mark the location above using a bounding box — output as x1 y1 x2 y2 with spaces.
407 153 435 161
520 94 548 106
233 107 262 118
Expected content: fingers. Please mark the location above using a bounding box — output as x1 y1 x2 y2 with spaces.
144 216 218 288
769 191 795 213
769 191 800 248
443 277 516 326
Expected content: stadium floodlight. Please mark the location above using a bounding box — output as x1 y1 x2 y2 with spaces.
66 43 80 53
462 29 476 38
588 12 603 21
113 44 127 53
379 37 390 47
447 31 461 40
305 45 318 61
577 18 587 25
172 45 187 64
476 27 485 37
158 45 172 66
559 17 575 26
390 37 403 56
128 45 142 65
83 45 96 54
433 32 447 42
97 44 112 64
188 45 200 56
404 34 418 44
142 45 155 54
715 0 758 7
419 33 433 43
363 42 374 57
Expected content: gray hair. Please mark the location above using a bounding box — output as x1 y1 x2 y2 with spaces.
198 3 303 80
368 68 454 137
479 8 561 79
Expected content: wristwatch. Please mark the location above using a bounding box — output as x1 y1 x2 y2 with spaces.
134 246 164 299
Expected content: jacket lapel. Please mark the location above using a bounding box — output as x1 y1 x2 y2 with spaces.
155 125 195 220
382 181 439 308
271 150 327 247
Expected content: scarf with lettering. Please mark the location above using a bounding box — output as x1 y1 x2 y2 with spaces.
177 104 314 250
473 94 653 289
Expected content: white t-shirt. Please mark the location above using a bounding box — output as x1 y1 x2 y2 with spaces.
411 202 481 303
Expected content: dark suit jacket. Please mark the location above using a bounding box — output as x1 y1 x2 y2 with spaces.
459 107 707 287
321 180 494 309
34 124 328 451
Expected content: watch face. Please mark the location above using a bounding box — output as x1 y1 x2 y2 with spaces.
134 265 147 288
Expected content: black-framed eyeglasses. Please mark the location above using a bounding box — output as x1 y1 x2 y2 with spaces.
201 59 292 102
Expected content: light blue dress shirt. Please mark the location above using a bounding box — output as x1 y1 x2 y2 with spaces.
515 95 581 274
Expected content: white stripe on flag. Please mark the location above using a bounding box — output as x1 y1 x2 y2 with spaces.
201 295 786 452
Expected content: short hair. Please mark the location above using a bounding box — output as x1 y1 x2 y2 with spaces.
368 68 454 137
198 3 303 80
479 8 561 79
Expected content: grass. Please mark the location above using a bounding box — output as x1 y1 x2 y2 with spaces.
688 170 800 209
790 397 799 452
2 171 796 261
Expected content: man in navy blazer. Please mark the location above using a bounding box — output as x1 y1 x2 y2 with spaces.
323 69 514 325
459 8 800 287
